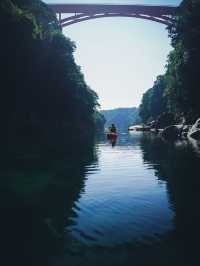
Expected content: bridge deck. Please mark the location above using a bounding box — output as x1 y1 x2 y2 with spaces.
49 4 177 15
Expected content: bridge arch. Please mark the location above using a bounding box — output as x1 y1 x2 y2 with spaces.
60 13 173 28
48 4 177 28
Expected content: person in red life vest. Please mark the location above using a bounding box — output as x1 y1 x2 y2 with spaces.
110 123 117 133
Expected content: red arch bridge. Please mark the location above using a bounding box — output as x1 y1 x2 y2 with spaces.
48 3 178 28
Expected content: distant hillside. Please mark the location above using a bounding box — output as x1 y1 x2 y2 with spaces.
101 107 141 132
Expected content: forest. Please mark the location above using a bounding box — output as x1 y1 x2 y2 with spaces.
139 0 200 127
0 0 105 156
1 0 199 153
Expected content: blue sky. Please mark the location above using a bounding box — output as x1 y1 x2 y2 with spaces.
45 0 182 109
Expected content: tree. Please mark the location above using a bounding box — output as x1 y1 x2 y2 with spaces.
139 76 167 123
139 0 200 124
0 0 102 154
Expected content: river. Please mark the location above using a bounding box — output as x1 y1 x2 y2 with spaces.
1 133 200 266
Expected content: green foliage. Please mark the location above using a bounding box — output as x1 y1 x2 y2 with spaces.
0 0 100 154
170 0 200 121
93 111 106 133
139 76 167 123
139 0 200 124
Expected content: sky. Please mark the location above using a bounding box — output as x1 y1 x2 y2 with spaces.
45 0 182 110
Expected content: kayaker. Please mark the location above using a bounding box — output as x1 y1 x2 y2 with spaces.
110 123 117 133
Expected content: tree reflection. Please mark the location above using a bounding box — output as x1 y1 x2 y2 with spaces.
139 134 200 265
0 139 98 266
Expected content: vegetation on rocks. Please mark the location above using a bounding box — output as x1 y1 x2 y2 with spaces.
139 0 200 126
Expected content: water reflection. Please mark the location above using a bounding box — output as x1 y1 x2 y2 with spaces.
61 133 200 266
0 139 97 266
1 133 200 266
108 138 117 147
140 134 200 265
66 135 173 247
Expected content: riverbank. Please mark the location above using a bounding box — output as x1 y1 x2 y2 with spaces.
128 118 200 141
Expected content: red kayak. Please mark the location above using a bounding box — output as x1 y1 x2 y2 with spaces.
107 132 118 140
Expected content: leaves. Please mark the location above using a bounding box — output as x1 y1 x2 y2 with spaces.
0 0 101 153
139 0 200 124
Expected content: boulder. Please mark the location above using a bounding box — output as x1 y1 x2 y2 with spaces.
181 125 191 138
147 120 156 128
188 118 200 139
156 113 175 129
128 125 150 131
162 125 183 140
188 137 200 155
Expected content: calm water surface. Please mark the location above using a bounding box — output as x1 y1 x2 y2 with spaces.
67 134 173 246
1 133 200 266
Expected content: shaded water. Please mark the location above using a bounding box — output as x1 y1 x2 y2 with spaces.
67 136 173 246
1 133 200 266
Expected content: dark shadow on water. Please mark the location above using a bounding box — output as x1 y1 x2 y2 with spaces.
51 134 200 266
1 133 200 266
139 134 200 266
0 138 98 266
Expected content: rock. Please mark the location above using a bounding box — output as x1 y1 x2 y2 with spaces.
187 118 200 139
181 125 191 138
156 113 175 129
162 125 183 140
128 125 150 131
188 137 200 155
147 120 156 128
150 128 159 133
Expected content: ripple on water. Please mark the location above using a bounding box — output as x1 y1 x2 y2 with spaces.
65 135 174 246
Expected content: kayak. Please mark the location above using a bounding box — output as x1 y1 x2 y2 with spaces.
107 132 118 139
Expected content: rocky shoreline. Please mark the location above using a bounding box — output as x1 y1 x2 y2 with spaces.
128 118 200 141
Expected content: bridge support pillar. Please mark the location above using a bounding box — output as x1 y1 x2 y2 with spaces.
58 13 61 24
58 13 63 31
